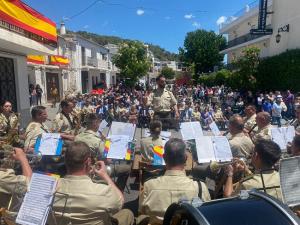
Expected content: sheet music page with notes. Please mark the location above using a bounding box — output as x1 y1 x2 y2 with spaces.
144 129 171 140
180 122 203 140
212 136 233 162
98 119 108 133
196 137 215 163
38 133 61 155
110 122 136 140
280 156 300 207
209 121 221 136
16 173 58 225
271 126 296 151
107 135 130 160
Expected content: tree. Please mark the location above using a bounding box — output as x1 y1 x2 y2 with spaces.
112 41 151 86
179 29 226 79
160 67 176 80
234 47 260 90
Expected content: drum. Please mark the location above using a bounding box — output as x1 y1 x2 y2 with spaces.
163 190 300 225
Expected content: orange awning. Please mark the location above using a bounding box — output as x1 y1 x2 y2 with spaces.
0 0 57 43
49 55 69 66
27 55 45 64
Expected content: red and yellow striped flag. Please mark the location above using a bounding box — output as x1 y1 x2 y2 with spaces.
0 0 57 43
27 55 45 64
49 55 69 66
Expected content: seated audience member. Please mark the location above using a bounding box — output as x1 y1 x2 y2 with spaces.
224 139 282 201
52 142 134 225
139 138 210 225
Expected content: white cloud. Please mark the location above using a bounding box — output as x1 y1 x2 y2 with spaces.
83 25 89 29
192 21 201 28
136 9 145 16
184 14 194 20
216 16 227 26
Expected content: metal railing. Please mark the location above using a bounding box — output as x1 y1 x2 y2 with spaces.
0 19 57 47
222 24 272 50
83 56 110 70
220 0 272 29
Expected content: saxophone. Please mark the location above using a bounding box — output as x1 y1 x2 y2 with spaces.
72 110 82 135
0 113 20 149
6 113 21 147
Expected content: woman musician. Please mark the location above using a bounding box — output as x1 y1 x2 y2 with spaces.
140 120 164 163
0 101 19 139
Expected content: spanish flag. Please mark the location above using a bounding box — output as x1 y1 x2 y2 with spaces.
27 55 45 64
0 0 57 43
49 55 69 66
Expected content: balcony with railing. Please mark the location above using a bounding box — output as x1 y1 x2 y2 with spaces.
83 56 110 70
221 24 272 50
220 0 273 31
0 19 57 47
97 59 109 70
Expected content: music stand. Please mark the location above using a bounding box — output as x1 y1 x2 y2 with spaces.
48 192 69 225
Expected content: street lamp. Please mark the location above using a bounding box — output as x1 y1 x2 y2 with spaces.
276 33 281 43
276 24 290 43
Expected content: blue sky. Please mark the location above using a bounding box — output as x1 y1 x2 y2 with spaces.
23 0 253 53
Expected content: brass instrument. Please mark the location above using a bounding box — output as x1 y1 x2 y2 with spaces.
0 113 21 149
72 110 82 135
209 158 253 199
0 144 42 170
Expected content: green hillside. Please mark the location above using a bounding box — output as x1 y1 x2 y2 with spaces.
70 31 178 61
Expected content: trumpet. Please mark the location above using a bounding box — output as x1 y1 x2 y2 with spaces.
209 157 247 174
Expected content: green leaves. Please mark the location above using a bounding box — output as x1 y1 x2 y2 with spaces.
160 67 176 80
180 29 226 77
112 41 151 86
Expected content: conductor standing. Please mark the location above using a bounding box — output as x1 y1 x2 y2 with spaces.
148 75 179 130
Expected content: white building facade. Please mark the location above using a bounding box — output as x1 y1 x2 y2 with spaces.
0 18 56 125
220 0 300 64
27 36 73 104
28 26 120 103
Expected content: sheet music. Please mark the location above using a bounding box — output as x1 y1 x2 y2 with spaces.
195 137 215 163
212 136 233 162
180 122 203 140
109 122 136 140
209 122 221 136
271 126 296 151
106 135 130 160
194 136 232 163
16 173 58 225
98 120 108 133
38 133 61 155
280 157 300 207
144 129 171 143
286 126 296 143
